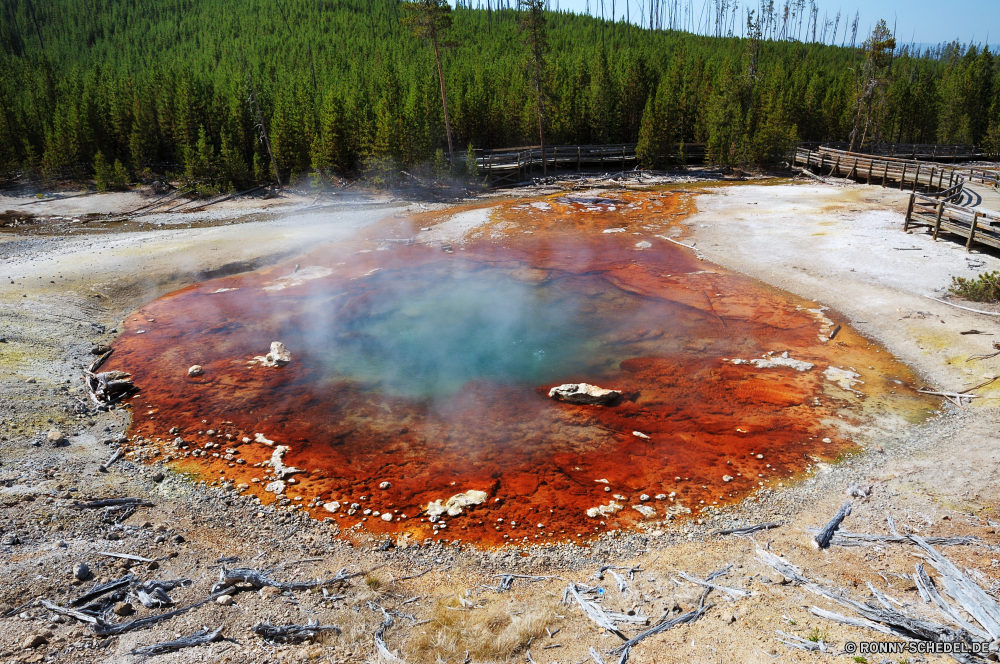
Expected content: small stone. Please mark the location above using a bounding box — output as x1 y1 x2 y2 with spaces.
216 594 234 606
381 512 393 522
113 602 135 616
152 471 164 482
323 501 340 513
723 475 734 482
639 494 650 502
822 437 832 443
379 481 391 489
3 533 21 545
72 563 90 581
46 429 65 445
187 365 203 377
146 561 159 571
655 494 667 500
206 429 215 436
22 634 47 649
154 523 168 532
171 534 185 544
105 532 121 541
261 586 281 599
169 427 179 434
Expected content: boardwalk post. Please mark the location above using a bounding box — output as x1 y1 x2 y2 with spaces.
929 167 935 191
967 212 979 252
487 153 493 186
622 145 626 173
867 158 873 182
577 146 581 172
600 146 604 170
913 163 921 192
948 171 954 189
820 153 826 173
904 193 915 231
933 202 945 240
806 149 812 167
953 145 958 163
831 155 840 176
882 161 889 187
900 164 907 190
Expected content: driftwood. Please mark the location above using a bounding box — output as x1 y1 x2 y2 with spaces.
211 565 373 594
71 574 136 606
71 498 153 510
135 587 172 609
676 572 750 600
492 574 555 592
913 564 989 639
925 296 1000 317
806 529 978 547
712 522 780 536
399 567 432 581
565 583 626 639
609 607 707 655
128 626 224 656
757 542 993 655
98 551 153 563
252 620 341 643
609 571 630 595
776 629 832 652
40 599 99 624
814 501 852 548
92 590 232 636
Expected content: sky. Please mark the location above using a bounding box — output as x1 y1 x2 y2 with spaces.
456 0 999 48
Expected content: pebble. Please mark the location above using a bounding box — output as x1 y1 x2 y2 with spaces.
46 429 65 444
152 471 164 482
113 602 135 616
381 512 393 522
22 634 48 649
187 365 203 377
72 563 90 581
379 481 391 489
216 594 234 606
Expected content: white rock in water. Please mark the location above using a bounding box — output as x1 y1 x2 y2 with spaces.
632 505 656 518
323 501 340 513
254 433 274 446
270 446 304 479
266 341 291 365
264 480 285 495
723 475 734 482
379 481 391 489
633 431 650 439
585 501 623 518
727 356 814 371
426 489 489 517
635 240 652 249
381 512 393 522
548 383 621 405
823 366 864 393
188 365 203 377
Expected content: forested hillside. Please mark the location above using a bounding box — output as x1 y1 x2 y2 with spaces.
0 0 998 188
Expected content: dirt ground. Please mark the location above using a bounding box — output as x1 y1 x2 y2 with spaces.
1 177 999 664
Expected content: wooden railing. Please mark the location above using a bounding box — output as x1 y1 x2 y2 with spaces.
797 142 982 163
458 143 708 187
904 192 1000 251
792 146 967 195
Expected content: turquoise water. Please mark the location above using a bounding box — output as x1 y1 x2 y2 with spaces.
304 261 655 399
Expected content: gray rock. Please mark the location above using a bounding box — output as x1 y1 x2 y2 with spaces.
46 429 65 445
548 383 621 405
265 341 291 365
72 563 90 581
187 365 204 377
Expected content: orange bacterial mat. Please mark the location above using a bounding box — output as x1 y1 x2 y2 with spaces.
106 189 932 546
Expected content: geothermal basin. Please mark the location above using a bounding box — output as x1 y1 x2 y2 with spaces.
105 189 931 546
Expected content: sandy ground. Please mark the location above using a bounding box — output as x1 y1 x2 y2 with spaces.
1 179 999 664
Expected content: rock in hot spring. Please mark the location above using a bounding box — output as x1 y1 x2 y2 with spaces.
548 383 621 405
266 341 291 365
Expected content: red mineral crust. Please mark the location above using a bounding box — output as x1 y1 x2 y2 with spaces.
106 190 931 546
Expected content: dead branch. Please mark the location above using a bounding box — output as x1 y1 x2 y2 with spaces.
712 522 780 536
565 584 626 639
71 574 136 606
806 530 978 547
252 620 341 643
676 572 750 600
211 564 378 594
128 626 224 656
39 599 98 624
92 590 232 636
71 498 154 509
608 607 708 655
814 501 852 548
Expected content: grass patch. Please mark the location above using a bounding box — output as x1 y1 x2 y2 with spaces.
807 627 828 642
951 271 1000 302
410 596 556 663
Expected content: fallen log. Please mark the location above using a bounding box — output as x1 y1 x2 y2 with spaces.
608 607 707 655
128 626 224 656
814 501 852 549
211 565 375 594
252 620 341 643
805 530 977 547
565 583 626 639
712 522 780 536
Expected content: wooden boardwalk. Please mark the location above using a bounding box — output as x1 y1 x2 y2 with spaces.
463 143 707 187
792 146 969 195
905 192 1000 252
